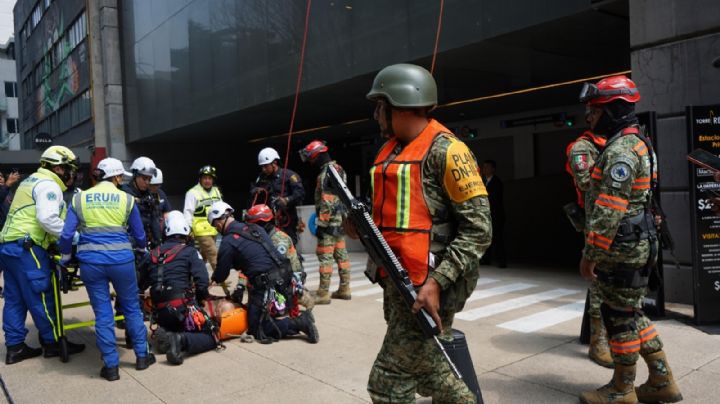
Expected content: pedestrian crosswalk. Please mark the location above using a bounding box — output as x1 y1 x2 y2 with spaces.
301 253 586 335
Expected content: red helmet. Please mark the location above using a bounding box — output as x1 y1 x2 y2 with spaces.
245 204 274 223
579 75 640 105
299 140 328 162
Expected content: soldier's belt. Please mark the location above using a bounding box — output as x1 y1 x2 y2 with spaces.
614 212 657 243
597 267 648 289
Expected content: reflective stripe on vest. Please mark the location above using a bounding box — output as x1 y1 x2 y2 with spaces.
73 182 134 252
371 119 449 286
77 242 133 252
189 184 222 237
0 168 66 248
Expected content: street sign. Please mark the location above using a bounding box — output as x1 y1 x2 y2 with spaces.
687 105 720 324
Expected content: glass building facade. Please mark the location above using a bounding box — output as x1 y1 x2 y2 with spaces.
14 0 92 148
120 0 593 142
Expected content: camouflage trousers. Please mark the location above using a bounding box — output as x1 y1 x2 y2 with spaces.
315 231 350 276
596 266 663 365
588 278 603 318
367 284 475 404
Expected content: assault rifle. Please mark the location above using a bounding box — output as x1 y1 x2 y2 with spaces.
325 164 463 380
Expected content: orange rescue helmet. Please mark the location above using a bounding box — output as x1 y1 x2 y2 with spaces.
246 204 274 223
579 75 640 106
299 140 328 162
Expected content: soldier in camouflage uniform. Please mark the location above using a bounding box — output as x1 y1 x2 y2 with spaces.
566 130 613 368
299 141 351 304
364 64 491 403
578 75 682 404
245 204 314 311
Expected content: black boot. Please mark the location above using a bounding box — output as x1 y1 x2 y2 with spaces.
292 311 319 343
5 343 43 365
100 366 120 381
154 328 170 354
166 332 184 366
43 340 85 358
136 353 156 370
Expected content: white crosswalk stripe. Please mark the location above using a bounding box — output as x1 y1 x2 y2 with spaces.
456 288 580 321
497 300 586 333
301 253 586 334
374 278 502 303
354 286 383 297
465 283 536 304
304 267 366 282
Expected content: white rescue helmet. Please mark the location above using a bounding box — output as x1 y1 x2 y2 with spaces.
207 201 234 224
164 210 190 237
150 168 163 185
97 158 126 179
257 147 281 166
40 145 79 169
127 156 157 177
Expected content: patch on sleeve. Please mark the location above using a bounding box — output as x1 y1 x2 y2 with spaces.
290 174 299 183
443 139 488 203
610 162 631 182
47 192 57 201
276 244 287 255
572 154 589 171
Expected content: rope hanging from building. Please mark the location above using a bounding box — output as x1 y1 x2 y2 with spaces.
430 0 445 74
274 0 312 227
275 0 443 204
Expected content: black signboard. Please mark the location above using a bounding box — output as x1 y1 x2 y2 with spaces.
687 105 720 324
33 132 53 150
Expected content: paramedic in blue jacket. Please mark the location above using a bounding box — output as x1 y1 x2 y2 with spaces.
59 157 155 381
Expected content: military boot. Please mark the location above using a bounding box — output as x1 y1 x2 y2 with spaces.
291 311 319 343
589 316 613 368
300 292 315 311
311 273 331 305
331 269 352 300
580 363 638 404
636 350 683 403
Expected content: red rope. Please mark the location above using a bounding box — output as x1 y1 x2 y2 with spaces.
430 0 445 74
280 0 312 199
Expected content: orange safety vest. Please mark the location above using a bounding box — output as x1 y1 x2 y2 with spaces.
565 131 606 207
371 119 450 286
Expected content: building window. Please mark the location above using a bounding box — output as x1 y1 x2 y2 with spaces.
68 13 87 49
31 3 43 28
6 118 19 134
4 82 17 98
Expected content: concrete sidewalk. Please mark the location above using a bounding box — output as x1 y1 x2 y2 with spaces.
1 253 719 403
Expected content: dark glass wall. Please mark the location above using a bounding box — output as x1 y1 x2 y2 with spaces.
120 0 590 142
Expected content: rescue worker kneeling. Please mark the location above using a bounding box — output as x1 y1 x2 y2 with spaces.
139 211 219 365
245 204 314 311
208 201 318 344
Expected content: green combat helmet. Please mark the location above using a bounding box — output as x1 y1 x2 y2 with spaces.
366 63 437 107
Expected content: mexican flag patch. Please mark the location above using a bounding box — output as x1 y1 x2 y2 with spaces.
573 154 589 170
